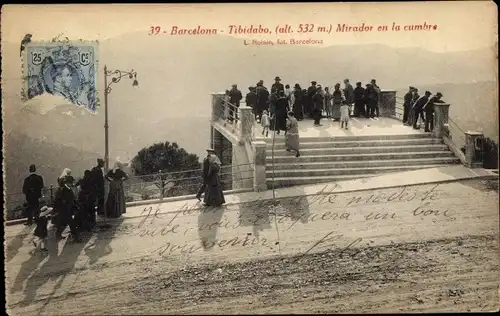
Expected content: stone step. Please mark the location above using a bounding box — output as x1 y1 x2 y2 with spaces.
266 144 449 156
266 174 374 189
266 157 460 170
267 151 455 163
265 138 444 149
266 164 451 178
256 133 432 143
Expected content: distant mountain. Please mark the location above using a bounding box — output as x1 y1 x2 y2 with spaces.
4 132 101 207
2 32 497 196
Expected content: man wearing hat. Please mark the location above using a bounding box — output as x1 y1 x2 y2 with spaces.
271 76 284 94
411 90 432 129
403 86 415 124
22 164 45 226
228 84 243 123
245 86 258 115
90 158 105 219
306 81 318 117
196 148 215 201
423 92 444 132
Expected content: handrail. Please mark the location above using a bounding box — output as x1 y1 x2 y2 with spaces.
5 162 255 199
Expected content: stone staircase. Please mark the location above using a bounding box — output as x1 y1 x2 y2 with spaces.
263 134 460 188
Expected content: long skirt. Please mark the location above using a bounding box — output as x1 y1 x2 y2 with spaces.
106 181 126 218
285 133 300 151
203 178 225 207
340 105 350 122
332 102 342 120
292 102 303 120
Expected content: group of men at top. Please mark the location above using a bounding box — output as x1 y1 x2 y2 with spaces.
225 76 383 127
402 86 445 132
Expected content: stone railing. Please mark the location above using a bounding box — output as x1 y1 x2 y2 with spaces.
390 95 484 169
211 93 259 190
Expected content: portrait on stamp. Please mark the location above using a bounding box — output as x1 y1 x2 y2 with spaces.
23 42 98 113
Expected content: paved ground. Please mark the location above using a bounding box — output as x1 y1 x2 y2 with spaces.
253 116 426 139
4 170 499 315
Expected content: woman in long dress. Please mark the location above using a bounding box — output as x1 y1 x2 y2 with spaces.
331 83 344 120
52 171 77 240
273 90 288 134
292 84 304 120
285 111 301 158
203 154 226 207
105 161 128 218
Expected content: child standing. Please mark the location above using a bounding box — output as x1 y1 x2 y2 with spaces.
340 101 350 130
32 206 52 253
261 110 271 137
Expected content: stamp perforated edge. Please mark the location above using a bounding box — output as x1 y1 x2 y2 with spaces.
21 39 100 113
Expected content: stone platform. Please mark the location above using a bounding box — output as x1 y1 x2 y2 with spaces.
254 116 425 140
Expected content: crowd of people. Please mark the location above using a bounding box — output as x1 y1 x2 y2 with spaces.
22 159 128 252
402 86 445 132
224 76 383 132
224 77 446 135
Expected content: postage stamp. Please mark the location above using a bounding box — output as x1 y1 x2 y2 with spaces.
22 41 99 113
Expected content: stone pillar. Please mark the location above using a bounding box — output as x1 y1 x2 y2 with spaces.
239 106 254 144
379 90 396 117
252 140 267 192
433 103 451 138
221 135 233 190
465 131 484 168
211 92 225 121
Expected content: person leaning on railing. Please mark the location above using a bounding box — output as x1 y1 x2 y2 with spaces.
228 84 242 123
422 92 444 133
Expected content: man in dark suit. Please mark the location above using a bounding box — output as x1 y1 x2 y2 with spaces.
423 92 444 132
22 164 44 226
196 149 214 201
271 76 284 93
228 84 243 123
403 86 415 124
90 158 105 219
245 86 258 115
412 91 432 129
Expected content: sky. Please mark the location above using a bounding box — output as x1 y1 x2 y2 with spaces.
1 2 497 53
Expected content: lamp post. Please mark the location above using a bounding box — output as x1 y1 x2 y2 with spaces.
98 65 138 230
103 65 139 171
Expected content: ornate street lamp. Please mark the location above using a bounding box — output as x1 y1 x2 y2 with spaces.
99 65 138 230
103 65 139 171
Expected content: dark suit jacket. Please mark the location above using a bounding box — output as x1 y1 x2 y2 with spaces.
202 157 210 184
23 173 44 201
90 166 105 196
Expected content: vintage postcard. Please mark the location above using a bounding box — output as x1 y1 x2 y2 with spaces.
2 2 499 315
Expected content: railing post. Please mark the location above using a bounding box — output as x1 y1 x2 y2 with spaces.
239 106 254 145
379 90 397 117
465 131 484 168
49 185 54 205
252 140 267 192
211 92 225 122
433 103 451 138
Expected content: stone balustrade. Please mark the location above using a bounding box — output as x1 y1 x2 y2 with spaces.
252 140 268 192
465 131 484 168
379 90 397 117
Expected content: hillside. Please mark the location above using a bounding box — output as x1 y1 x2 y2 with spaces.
2 32 497 197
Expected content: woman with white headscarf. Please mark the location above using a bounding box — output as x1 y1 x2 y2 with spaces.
203 151 225 207
105 160 129 218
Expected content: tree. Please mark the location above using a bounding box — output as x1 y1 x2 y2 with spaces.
131 141 201 198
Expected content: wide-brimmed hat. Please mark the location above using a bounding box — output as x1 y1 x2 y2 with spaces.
274 76 281 81
436 92 443 97
232 84 237 87
311 81 317 85
206 148 216 153
409 86 415 90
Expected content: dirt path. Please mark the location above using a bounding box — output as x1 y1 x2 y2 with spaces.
5 179 499 315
